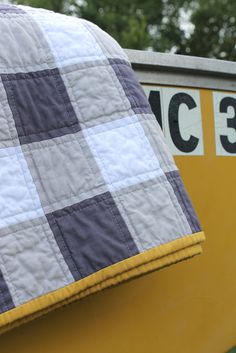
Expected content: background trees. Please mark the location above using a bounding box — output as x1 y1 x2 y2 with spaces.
12 0 236 61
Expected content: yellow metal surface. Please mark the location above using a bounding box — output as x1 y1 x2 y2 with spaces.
1 88 234 353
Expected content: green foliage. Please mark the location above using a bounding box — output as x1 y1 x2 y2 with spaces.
11 0 236 60
182 0 236 60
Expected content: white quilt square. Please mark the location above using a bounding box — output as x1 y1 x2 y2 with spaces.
28 9 105 66
0 146 43 228
84 116 164 191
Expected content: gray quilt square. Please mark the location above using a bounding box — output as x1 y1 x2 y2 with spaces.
61 61 131 128
109 58 152 115
0 216 73 307
113 177 192 252
2 69 80 144
0 14 54 72
47 192 139 280
22 132 107 213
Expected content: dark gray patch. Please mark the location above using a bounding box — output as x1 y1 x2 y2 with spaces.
2 68 80 144
0 269 15 314
109 58 152 114
46 192 139 280
166 170 201 233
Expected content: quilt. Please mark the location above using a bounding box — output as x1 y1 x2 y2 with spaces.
0 4 205 334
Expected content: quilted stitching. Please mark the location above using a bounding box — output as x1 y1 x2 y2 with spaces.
0 4 202 320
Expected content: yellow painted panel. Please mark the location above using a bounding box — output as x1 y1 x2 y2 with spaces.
1 88 234 353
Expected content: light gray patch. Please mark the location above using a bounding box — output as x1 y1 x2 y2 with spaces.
22 132 107 213
61 60 131 128
0 14 55 73
81 19 129 61
0 216 74 306
138 114 177 173
112 176 192 252
0 79 19 148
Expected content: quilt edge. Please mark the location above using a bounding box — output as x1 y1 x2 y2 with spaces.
0 231 205 335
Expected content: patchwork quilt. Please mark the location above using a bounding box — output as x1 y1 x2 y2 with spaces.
0 4 205 333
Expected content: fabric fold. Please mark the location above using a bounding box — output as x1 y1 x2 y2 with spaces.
0 231 205 334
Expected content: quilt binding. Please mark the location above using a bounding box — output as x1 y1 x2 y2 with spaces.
0 231 205 334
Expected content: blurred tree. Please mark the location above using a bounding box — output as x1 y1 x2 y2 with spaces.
180 0 236 60
12 0 236 60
